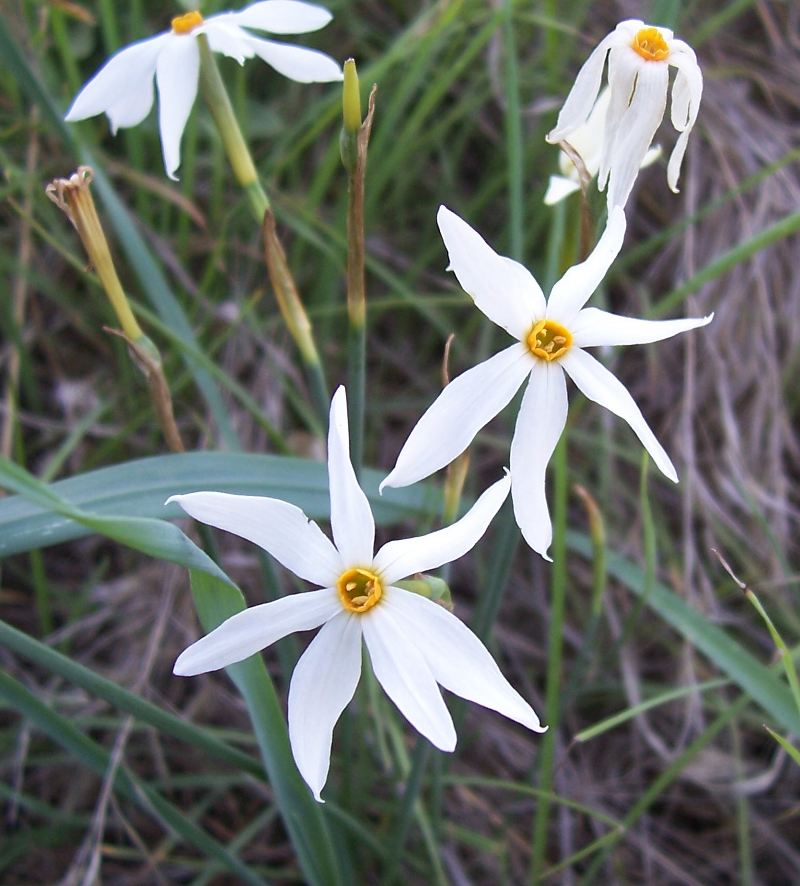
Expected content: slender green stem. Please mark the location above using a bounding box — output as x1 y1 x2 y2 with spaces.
503 1 524 261
197 36 269 222
530 432 568 881
347 318 366 471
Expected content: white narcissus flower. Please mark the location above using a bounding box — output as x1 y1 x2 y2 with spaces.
543 88 661 206
65 1 343 179
546 19 702 209
170 387 544 802
381 206 713 560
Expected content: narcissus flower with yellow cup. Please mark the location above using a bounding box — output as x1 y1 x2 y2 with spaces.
170 387 545 802
546 20 702 209
543 88 661 206
65 1 343 179
381 206 713 559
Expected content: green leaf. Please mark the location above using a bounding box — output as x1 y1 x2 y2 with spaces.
569 530 800 735
0 618 262 778
0 456 236 587
0 451 439 557
187 569 344 885
0 671 265 885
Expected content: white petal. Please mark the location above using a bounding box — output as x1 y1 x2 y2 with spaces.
380 343 532 490
437 205 546 338
606 59 669 208
546 27 629 143
245 35 343 82
509 362 568 560
558 86 611 178
362 605 456 751
173 587 340 676
598 46 641 190
328 387 374 566
383 587 546 732
65 35 167 130
667 48 703 193
167 491 342 586
374 473 510 585
546 206 626 325
572 308 713 348
288 612 361 802
561 348 678 482
543 175 581 206
155 35 200 179
202 22 256 64
228 0 334 34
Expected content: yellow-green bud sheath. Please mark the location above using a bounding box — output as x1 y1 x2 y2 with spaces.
45 167 144 342
342 59 362 132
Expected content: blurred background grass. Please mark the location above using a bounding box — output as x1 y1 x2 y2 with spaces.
2 0 800 882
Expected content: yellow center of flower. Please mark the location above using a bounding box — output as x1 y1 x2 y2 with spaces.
526 319 573 362
632 27 670 62
171 10 204 34
337 567 384 614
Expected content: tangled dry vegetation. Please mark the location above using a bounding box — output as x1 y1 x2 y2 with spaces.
2 1 800 883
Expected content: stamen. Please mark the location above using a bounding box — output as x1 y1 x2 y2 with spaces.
632 27 670 62
171 10 204 35
337 567 384 614
526 319 573 362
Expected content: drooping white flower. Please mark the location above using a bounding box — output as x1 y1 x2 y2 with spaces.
543 88 661 206
546 20 702 209
170 387 544 802
381 206 712 559
65 1 343 179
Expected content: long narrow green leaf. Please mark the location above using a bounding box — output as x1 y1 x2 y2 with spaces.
0 17 237 445
0 455 235 587
0 452 439 557
0 618 262 778
569 530 800 735
0 671 265 885
187 569 344 885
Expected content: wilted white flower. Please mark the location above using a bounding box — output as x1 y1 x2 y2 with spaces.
381 207 713 559
546 20 702 208
170 387 544 802
543 88 661 206
65 1 343 179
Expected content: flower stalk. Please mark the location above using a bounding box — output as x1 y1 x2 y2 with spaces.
46 168 185 452
341 60 376 473
197 35 269 221
262 212 329 424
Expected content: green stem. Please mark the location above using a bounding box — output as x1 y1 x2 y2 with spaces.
197 36 269 222
530 432 568 881
347 318 366 473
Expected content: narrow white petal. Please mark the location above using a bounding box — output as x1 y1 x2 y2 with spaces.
546 206 626 325
288 612 361 802
202 22 256 64
572 308 713 348
173 587 340 676
437 206 546 338
245 35 343 82
562 348 678 482
509 363 568 560
380 344 532 491
374 474 510 585
558 86 611 178
543 175 581 205
155 36 200 179
65 35 166 128
666 49 703 193
384 588 546 732
363 605 456 751
546 28 628 143
598 47 641 189
328 387 374 566
229 0 333 34
606 60 669 208
167 491 342 586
